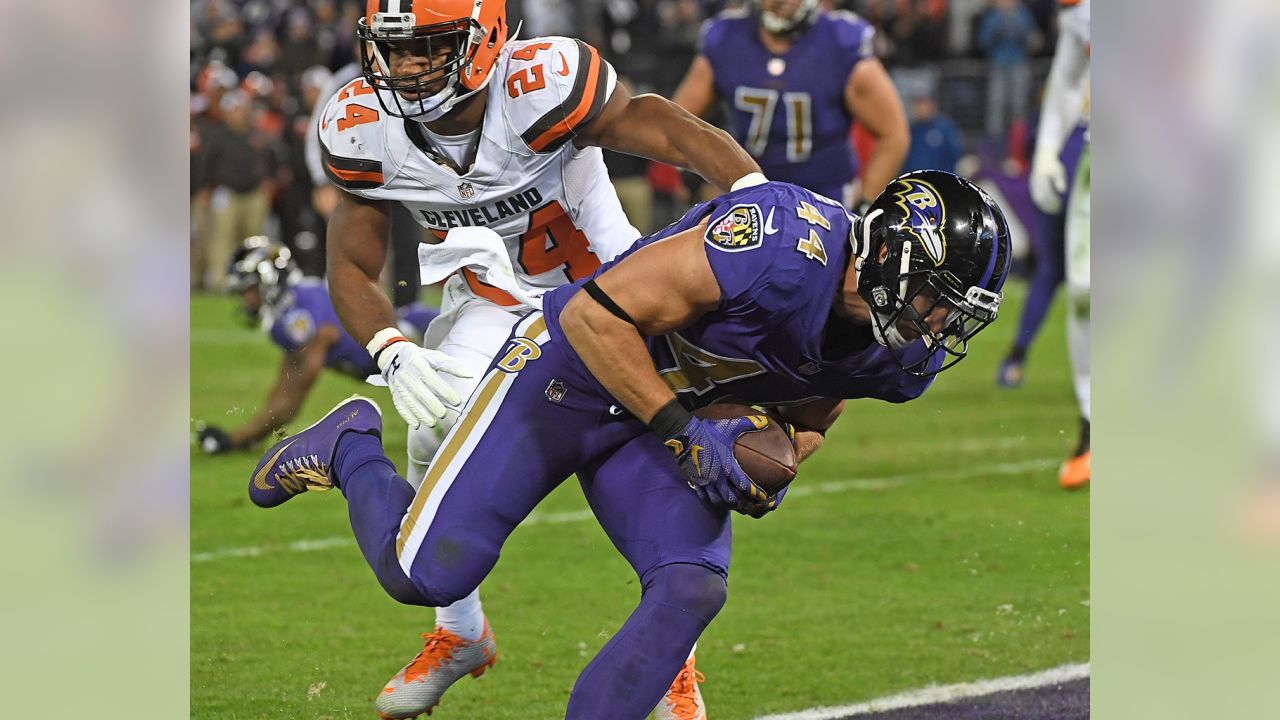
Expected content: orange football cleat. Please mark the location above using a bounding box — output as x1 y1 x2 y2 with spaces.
1059 419 1090 490
655 654 707 720
1059 450 1090 489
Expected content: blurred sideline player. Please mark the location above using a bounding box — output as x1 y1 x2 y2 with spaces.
246 171 1011 719
1028 0 1090 489
310 0 761 717
673 0 909 209
196 237 437 455
993 122 1086 388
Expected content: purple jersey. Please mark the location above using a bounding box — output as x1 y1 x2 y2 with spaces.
700 11 876 203
269 281 377 378
268 282 440 379
541 182 937 411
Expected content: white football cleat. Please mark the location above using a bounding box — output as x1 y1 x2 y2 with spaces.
375 620 497 719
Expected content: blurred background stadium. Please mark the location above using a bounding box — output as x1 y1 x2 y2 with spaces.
191 0 1067 295
190 1 1088 718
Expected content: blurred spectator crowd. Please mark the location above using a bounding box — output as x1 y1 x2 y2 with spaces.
192 0 1067 291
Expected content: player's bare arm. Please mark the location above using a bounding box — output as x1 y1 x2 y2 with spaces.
773 398 846 464
671 54 718 119
326 189 467 428
559 223 721 423
326 191 397 346
228 326 339 448
577 81 760 193
844 58 909 202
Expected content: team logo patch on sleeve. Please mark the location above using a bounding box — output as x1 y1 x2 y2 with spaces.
704 204 763 252
283 310 316 346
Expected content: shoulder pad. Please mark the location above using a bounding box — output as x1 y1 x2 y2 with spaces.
503 36 617 154
699 11 748 53
316 78 389 192
701 184 847 311
827 11 876 61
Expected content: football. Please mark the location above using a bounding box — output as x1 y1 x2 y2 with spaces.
694 403 797 494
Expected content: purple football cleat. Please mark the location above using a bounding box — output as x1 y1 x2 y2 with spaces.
995 357 1025 389
248 395 382 508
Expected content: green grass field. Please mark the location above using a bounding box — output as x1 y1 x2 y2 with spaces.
191 281 1088 720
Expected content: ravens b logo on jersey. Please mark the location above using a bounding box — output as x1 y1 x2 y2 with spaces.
705 204 763 252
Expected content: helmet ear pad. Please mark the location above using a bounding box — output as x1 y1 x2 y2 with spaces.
854 217 901 317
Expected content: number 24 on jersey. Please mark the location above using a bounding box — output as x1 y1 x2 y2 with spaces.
328 79 379 132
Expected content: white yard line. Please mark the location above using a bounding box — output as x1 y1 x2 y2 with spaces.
752 662 1089 720
192 457 1056 564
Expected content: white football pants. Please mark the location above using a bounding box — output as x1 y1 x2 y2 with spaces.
405 274 526 487
1065 143 1090 423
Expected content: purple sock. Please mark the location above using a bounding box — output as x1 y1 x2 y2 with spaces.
333 432 427 605
566 563 726 720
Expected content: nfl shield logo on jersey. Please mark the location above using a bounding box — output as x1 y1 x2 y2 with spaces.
458 181 475 200
545 379 567 403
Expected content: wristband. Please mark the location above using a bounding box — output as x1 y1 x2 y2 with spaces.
648 398 693 440
730 172 768 192
366 327 408 367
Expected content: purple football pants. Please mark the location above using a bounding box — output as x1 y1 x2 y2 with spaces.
334 312 731 719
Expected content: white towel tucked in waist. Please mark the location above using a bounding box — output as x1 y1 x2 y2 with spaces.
418 226 546 310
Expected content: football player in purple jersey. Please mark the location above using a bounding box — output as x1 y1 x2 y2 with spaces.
246 171 1010 719
196 237 437 455
674 0 909 209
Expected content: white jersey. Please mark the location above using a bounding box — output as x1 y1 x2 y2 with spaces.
1059 0 1091 123
316 36 639 307
1058 0 1090 47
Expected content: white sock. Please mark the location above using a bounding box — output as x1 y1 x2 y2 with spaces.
434 589 486 641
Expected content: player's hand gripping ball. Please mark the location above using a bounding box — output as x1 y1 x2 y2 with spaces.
664 403 796 517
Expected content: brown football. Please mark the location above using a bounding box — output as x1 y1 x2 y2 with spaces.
694 403 797 495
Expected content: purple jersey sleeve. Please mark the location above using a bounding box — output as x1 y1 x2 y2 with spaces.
829 11 877 70
700 183 847 317
269 307 318 353
698 14 732 55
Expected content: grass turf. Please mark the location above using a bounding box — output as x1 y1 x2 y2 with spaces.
191 281 1088 719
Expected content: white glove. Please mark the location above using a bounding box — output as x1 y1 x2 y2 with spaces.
376 340 475 429
1029 148 1068 215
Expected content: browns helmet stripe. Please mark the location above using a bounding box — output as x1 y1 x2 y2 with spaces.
521 41 610 153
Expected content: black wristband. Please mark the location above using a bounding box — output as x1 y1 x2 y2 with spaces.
648 398 693 440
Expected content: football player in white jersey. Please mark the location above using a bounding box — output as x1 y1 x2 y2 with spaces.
1029 0 1090 490
309 1 762 717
